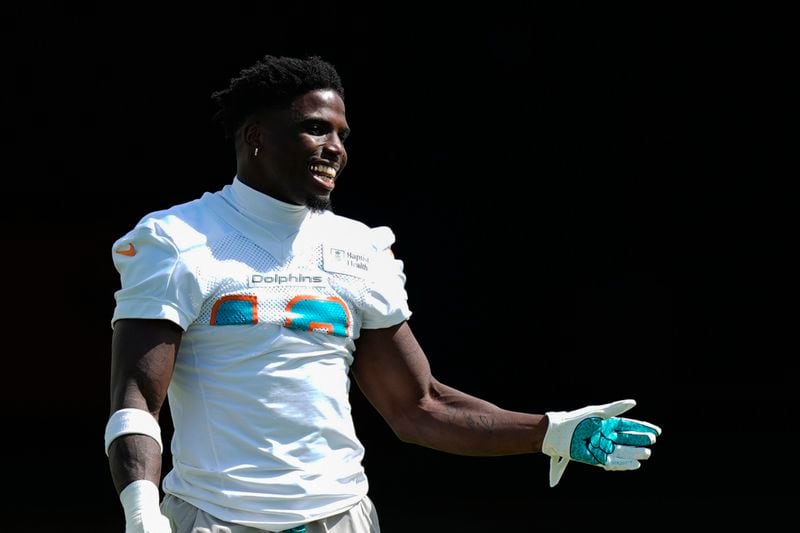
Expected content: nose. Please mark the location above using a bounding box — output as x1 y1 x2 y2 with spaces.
321 133 346 162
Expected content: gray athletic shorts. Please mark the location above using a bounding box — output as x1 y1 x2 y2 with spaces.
161 493 380 533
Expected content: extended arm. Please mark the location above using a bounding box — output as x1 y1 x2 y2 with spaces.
352 321 547 456
352 321 661 486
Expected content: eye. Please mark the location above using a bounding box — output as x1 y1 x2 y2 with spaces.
303 120 330 136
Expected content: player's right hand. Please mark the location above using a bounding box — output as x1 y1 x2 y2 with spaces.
125 509 171 533
120 480 173 533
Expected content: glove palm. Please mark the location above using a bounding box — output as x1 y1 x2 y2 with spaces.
542 399 661 487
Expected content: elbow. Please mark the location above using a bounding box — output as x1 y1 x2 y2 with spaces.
385 394 439 446
110 380 166 420
389 413 423 445
379 378 446 446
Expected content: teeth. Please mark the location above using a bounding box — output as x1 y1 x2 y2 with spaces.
310 164 337 178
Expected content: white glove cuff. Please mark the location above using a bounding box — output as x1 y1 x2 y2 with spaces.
105 408 163 455
542 410 574 488
119 480 162 523
542 410 569 458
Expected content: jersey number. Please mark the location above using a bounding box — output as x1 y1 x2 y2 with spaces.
284 295 352 337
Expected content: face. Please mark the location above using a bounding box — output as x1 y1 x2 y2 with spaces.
250 89 350 211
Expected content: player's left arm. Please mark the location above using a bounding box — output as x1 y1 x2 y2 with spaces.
351 320 548 456
352 320 662 486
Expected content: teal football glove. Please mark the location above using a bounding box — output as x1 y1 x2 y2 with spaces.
542 399 661 487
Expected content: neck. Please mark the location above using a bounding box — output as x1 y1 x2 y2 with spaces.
236 162 296 206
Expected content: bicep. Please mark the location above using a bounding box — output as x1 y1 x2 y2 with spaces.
351 321 434 426
110 318 183 418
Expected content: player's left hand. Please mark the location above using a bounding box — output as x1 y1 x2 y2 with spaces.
542 399 661 487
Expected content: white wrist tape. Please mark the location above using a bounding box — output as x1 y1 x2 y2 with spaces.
119 480 166 528
105 408 163 456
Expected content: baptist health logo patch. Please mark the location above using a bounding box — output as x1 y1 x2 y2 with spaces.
323 244 371 277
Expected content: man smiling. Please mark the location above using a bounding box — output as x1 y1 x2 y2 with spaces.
105 55 661 533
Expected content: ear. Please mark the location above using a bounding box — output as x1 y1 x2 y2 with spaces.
242 119 264 154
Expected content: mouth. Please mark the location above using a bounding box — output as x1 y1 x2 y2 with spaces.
309 163 338 191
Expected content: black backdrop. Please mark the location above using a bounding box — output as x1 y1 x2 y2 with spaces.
6 3 793 531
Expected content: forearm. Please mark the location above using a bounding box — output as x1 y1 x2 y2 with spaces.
394 381 548 456
108 434 163 494
107 393 166 494
108 428 172 531
107 319 181 494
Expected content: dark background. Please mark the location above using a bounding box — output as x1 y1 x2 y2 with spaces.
7 2 793 531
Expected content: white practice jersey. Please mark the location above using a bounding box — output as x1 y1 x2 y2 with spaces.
111 177 411 531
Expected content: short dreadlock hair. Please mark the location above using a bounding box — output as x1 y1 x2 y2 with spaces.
211 55 345 140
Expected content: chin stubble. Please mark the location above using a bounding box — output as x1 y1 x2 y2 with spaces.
307 195 333 213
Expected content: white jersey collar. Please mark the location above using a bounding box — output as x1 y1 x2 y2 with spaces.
229 176 310 227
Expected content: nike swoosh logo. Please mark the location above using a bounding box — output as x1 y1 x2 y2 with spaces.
116 243 136 256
